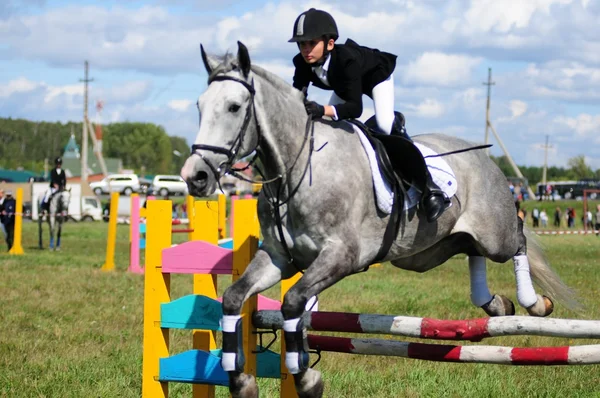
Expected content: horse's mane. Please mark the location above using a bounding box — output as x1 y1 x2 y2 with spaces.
208 52 304 102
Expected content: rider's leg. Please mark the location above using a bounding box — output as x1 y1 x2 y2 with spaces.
371 74 395 135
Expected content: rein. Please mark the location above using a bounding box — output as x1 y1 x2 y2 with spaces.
190 72 315 273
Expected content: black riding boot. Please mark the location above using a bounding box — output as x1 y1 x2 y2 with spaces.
389 112 411 141
421 171 449 222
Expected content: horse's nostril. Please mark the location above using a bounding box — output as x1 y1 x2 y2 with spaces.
195 171 208 181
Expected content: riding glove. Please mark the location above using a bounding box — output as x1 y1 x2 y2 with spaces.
304 101 325 119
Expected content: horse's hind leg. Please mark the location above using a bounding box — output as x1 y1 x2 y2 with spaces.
38 216 43 249
221 249 293 398
513 216 554 316
469 256 515 316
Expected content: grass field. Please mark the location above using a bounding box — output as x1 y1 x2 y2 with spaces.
1 208 599 397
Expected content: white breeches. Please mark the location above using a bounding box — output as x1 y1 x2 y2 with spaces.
329 74 396 134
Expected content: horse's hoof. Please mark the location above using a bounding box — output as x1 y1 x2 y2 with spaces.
481 294 515 317
229 372 258 398
295 368 324 398
526 294 554 317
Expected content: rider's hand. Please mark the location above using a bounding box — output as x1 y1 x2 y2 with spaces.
304 101 325 119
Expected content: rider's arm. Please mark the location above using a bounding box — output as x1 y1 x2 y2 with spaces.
292 54 311 92
330 57 362 120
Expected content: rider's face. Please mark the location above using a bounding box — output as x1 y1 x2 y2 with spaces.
299 38 330 64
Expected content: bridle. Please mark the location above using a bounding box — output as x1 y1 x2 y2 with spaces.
190 74 261 183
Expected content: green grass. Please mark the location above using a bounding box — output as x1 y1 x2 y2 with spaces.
1 220 600 397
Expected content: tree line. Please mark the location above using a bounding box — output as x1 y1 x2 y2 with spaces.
1 116 598 184
0 117 189 176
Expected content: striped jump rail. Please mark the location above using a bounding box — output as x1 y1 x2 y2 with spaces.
306 335 600 365
253 311 600 341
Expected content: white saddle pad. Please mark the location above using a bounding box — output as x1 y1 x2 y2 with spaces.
352 123 458 214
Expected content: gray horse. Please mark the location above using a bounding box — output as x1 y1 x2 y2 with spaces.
38 189 70 251
181 42 577 398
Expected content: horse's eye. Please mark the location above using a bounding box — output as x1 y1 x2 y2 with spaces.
229 104 241 113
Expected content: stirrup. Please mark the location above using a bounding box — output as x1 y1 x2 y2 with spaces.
422 191 450 222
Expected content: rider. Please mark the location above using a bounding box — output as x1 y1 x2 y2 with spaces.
289 8 448 222
42 157 67 212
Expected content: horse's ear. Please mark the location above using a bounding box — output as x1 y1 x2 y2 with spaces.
237 41 251 78
200 44 219 74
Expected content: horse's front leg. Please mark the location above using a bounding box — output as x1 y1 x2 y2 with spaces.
56 218 62 250
222 249 293 398
281 240 359 398
38 215 43 249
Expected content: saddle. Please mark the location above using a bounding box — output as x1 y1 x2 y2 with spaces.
348 111 435 262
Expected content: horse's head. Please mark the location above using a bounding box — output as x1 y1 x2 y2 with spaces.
57 189 71 216
181 41 259 197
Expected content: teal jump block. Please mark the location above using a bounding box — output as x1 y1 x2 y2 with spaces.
159 348 281 385
161 295 222 330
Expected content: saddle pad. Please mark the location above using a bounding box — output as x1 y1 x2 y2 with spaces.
352 124 457 213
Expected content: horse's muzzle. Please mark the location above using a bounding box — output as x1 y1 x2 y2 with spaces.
182 156 216 197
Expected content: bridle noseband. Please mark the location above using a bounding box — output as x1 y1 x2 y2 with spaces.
190 74 261 182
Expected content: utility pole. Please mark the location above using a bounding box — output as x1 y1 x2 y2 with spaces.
80 61 94 183
483 67 495 155
541 135 553 186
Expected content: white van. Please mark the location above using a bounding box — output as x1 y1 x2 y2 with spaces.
31 183 103 221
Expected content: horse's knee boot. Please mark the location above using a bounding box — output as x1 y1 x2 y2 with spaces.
283 318 310 374
221 315 245 372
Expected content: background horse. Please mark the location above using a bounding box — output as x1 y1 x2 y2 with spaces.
38 189 70 251
181 42 578 398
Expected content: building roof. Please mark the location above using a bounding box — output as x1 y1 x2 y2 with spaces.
0 169 44 183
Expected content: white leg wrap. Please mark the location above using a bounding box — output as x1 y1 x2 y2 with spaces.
221 352 236 372
221 314 241 332
514 254 538 308
285 352 301 374
468 256 493 307
283 318 302 374
220 315 242 372
283 318 300 333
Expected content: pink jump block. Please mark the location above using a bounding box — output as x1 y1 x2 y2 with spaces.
161 240 282 311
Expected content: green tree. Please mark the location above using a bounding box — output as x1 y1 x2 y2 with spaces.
567 155 593 180
103 122 172 174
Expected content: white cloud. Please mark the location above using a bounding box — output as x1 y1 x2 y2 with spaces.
0 77 38 97
167 99 193 112
404 98 445 118
403 52 482 87
554 114 600 138
497 100 528 123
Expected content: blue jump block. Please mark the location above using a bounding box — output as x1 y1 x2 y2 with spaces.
161 295 222 330
218 238 262 250
159 348 281 385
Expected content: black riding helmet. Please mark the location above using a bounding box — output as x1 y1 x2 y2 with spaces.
288 8 338 43
55 157 62 165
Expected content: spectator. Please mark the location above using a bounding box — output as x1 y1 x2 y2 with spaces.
0 189 6 242
540 210 548 228
595 205 600 236
586 210 593 229
554 207 562 228
0 190 16 251
181 201 188 219
532 207 540 228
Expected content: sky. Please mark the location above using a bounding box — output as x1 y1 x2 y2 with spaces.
1 0 599 170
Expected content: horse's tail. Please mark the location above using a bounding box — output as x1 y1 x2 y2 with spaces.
524 227 582 311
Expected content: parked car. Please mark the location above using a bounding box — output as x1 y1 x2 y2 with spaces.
90 174 141 196
150 175 189 197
